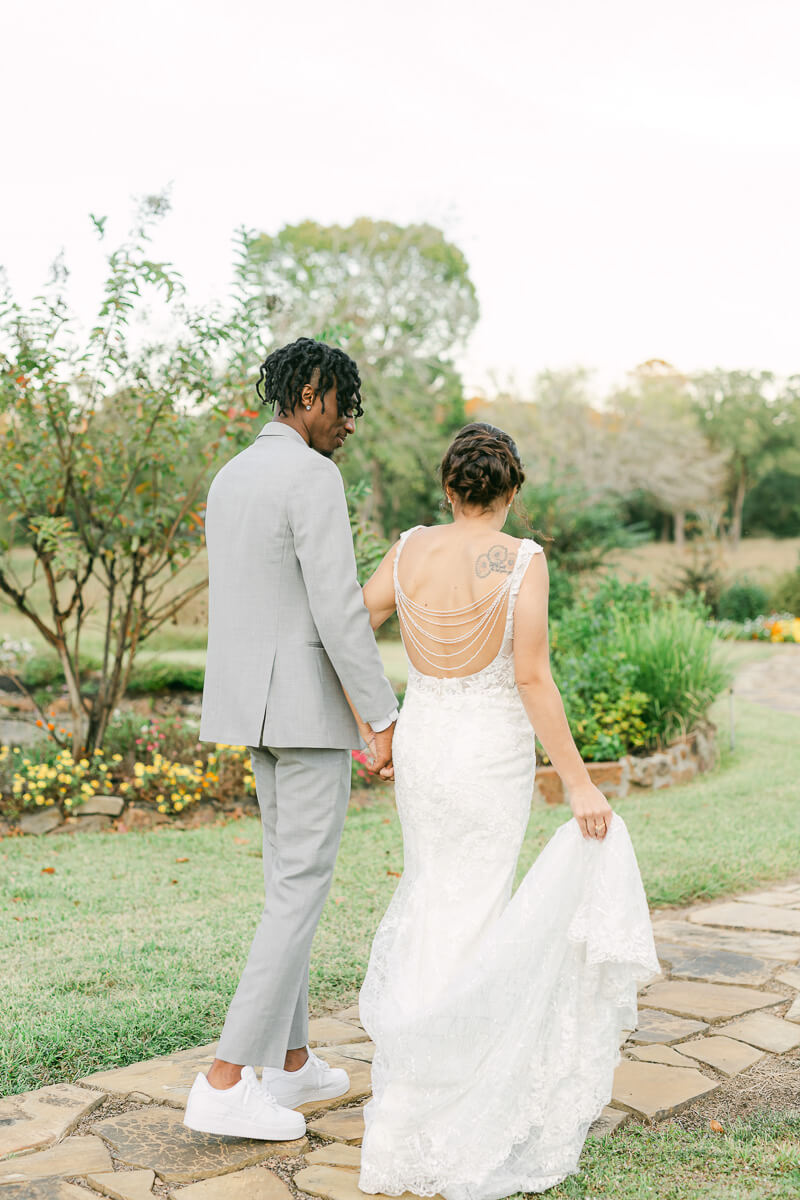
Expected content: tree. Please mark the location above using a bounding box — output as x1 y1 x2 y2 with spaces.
0 196 245 752
607 360 727 547
234 219 478 535
690 370 800 549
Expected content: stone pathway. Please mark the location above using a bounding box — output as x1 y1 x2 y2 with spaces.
734 643 800 715
3 881 800 1199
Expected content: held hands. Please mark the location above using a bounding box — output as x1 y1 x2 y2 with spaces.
569 781 613 841
364 722 396 780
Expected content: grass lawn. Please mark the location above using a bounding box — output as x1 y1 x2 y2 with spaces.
2 695 799 1100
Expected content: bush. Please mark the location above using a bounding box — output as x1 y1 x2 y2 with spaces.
549 575 729 758
717 579 770 622
771 556 800 616
614 601 732 746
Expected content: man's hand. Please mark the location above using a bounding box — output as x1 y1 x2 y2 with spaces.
364 722 395 776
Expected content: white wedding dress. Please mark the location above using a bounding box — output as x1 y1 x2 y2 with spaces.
358 530 659 1199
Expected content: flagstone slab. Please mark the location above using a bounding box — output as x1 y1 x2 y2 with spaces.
307 1107 365 1145
639 981 783 1022
650 918 800 962
625 1044 697 1068
610 1060 720 1122
90 1106 308 1183
736 890 800 907
673 1036 765 1077
170 1164 292 1199
784 996 800 1023
626 1010 709 1044
587 1106 629 1138
0 1135 112 1181
654 943 778 986
0 1083 107 1158
305 1144 362 1170
325 1041 375 1063
332 1006 364 1028
688 902 800 936
295 1164 442 1200
298 1053 372 1116
80 1044 218 1108
720 1011 800 1053
0 1182 87 1199
775 967 800 989
308 1019 369 1048
86 1168 156 1199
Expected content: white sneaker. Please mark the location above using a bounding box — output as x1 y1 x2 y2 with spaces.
184 1065 306 1140
261 1048 350 1109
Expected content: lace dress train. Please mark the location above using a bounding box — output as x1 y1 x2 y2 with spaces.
358 533 659 1199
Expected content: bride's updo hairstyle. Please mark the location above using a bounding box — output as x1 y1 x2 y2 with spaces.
440 423 525 510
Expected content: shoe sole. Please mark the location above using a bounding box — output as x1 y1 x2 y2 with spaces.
269 1076 351 1108
184 1109 305 1141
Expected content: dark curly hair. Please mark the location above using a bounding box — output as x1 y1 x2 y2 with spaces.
256 337 363 418
441 423 526 509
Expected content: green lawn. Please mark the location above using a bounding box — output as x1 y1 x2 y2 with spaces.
2 696 799 1101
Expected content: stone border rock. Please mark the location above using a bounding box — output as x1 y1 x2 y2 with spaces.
533 721 718 806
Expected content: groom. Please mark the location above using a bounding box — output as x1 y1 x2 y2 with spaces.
184 338 398 1141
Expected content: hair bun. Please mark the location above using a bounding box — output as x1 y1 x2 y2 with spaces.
440 423 525 509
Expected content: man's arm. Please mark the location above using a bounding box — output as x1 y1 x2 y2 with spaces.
287 457 397 727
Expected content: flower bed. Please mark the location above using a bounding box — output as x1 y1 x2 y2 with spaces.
711 612 800 643
0 714 255 827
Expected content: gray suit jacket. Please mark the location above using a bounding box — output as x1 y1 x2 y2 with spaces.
199 422 397 749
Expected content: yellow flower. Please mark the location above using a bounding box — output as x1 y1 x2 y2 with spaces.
79 758 90 768
157 804 167 813
112 753 123 762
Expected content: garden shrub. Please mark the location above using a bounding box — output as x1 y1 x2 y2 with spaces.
717 579 770 622
614 601 732 746
771 556 800 616
549 575 729 758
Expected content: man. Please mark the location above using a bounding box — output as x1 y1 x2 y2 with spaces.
184 338 398 1141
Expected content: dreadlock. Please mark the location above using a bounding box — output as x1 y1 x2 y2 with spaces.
255 338 364 419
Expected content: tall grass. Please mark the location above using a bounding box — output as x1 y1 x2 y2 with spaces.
614 600 733 746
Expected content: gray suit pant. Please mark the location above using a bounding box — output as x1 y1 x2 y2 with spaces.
216 744 351 1067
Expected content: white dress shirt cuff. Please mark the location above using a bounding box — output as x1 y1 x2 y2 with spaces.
369 709 399 734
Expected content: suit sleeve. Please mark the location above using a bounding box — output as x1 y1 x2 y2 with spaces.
287 459 397 725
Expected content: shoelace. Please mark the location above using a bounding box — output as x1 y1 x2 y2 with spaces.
246 1075 282 1110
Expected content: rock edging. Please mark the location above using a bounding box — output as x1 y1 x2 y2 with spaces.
534 721 718 806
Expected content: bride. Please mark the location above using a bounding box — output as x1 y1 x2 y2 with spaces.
350 423 659 1199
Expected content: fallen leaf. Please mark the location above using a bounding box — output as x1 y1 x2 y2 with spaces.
41 867 55 874
709 1119 724 1133
387 870 401 877
175 857 189 863
382 818 391 824
233 837 249 845
12 896 22 902
333 897 346 905
170 879 178 885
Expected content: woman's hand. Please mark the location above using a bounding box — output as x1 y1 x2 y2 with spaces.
569 782 613 840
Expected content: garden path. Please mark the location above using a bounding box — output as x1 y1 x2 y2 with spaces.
734 643 800 715
2 878 800 1199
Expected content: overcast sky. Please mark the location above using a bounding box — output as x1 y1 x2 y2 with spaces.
2 0 799 395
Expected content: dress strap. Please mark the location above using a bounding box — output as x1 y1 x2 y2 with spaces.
503 539 544 640
392 526 425 598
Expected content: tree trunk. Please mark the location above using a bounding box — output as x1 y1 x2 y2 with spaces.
673 510 686 549
57 642 89 754
730 474 747 551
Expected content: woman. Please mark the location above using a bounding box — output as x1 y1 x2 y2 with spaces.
352 423 658 1199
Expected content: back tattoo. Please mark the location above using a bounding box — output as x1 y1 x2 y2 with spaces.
475 545 517 579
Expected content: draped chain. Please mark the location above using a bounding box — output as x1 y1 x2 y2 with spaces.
394 531 515 675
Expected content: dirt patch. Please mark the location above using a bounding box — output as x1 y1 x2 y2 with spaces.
666 1051 800 1133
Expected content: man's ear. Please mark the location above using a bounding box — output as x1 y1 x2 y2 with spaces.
301 383 316 408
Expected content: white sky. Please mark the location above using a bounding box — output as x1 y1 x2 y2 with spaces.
2 0 799 396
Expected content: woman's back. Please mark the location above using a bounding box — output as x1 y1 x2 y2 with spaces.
394 524 527 679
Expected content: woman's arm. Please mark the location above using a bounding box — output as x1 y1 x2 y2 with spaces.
513 553 613 840
362 541 400 630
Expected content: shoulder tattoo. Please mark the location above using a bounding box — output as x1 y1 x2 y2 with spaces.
475 544 517 579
